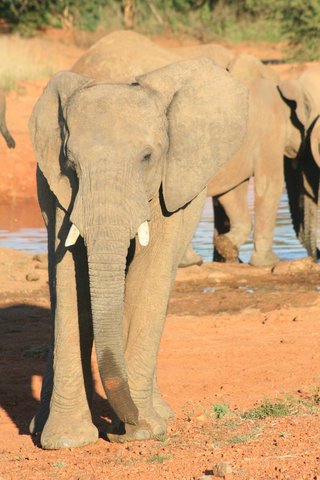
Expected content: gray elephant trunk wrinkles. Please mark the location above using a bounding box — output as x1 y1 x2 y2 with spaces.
74 171 149 426
86 224 139 425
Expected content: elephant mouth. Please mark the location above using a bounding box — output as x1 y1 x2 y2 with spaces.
65 221 150 247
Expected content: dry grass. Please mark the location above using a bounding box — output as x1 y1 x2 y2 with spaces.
0 34 76 91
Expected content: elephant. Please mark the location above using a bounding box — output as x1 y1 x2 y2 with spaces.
0 89 15 149
72 30 180 83
74 34 319 266
182 54 320 267
29 56 248 449
71 30 235 83
284 65 320 258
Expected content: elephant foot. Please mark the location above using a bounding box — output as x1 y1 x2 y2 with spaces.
107 409 167 443
214 234 239 263
40 410 98 450
153 390 174 421
179 246 203 268
250 250 280 267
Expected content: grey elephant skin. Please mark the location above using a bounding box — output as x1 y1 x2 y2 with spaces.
0 89 15 149
29 56 248 449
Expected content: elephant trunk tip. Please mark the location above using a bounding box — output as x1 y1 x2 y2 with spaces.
104 378 139 425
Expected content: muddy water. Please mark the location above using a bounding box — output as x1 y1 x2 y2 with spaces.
0 184 311 261
0 200 47 253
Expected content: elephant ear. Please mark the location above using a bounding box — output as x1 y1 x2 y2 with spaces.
278 78 312 127
137 58 248 212
29 71 94 211
310 116 320 167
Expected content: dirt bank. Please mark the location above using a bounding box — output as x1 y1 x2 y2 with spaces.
1 248 320 479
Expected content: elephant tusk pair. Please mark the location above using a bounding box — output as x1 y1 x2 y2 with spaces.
65 221 150 247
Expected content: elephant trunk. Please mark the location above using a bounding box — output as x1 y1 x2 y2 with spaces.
85 224 139 425
0 91 15 149
77 169 149 425
284 151 319 259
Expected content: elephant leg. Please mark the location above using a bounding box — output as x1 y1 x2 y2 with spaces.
39 204 98 450
213 180 251 262
250 167 283 266
30 173 56 435
108 190 206 442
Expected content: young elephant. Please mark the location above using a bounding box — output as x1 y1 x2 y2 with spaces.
183 55 320 267
29 58 248 449
0 89 15 149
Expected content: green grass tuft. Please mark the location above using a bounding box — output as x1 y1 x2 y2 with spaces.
147 454 171 464
242 398 294 420
211 403 229 419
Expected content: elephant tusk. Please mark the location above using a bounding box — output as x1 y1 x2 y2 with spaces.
65 224 80 247
137 221 149 247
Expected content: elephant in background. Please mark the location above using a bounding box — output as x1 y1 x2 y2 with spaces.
75 32 318 267
183 54 320 267
71 30 235 82
284 65 320 259
29 56 248 449
0 89 15 149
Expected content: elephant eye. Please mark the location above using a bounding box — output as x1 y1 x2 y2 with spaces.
142 147 152 163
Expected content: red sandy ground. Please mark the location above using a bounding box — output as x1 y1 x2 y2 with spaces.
0 30 320 480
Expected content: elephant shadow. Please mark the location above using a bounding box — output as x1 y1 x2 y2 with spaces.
0 303 113 442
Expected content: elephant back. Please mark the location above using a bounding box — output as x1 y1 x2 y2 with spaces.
71 30 180 83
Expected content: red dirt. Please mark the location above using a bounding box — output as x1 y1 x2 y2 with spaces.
1 251 320 479
1 30 320 480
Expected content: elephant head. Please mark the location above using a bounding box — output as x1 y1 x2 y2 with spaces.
278 76 320 259
30 58 248 424
227 53 280 84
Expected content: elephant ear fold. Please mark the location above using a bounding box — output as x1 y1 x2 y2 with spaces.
310 116 320 167
278 78 312 127
137 58 248 212
29 71 93 211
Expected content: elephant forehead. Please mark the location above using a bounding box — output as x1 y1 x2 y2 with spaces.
66 84 166 154
67 84 159 126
